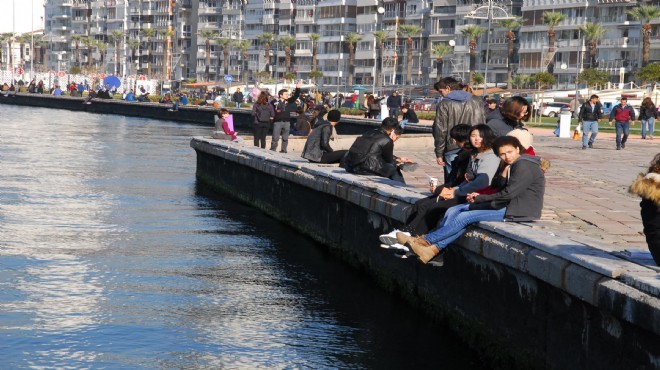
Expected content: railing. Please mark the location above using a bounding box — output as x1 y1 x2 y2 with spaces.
432 27 455 35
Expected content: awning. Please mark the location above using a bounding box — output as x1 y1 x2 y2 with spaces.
182 81 222 88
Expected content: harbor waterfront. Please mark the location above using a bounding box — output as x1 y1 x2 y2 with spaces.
191 135 660 369
0 105 484 368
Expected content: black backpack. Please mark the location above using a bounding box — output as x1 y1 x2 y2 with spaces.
255 104 271 123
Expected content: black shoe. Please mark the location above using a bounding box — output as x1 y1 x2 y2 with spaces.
621 143 626 149
582 145 587 150
616 146 621 150
588 142 593 148
280 150 287 153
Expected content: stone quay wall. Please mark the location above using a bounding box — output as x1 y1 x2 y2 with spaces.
191 137 659 370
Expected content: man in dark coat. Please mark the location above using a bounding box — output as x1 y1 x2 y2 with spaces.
232 88 244 108
301 110 347 163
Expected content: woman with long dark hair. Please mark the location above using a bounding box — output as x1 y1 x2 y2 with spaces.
486 96 531 137
251 91 275 148
639 97 657 140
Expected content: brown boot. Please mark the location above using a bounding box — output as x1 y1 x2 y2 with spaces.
406 237 439 264
396 231 414 245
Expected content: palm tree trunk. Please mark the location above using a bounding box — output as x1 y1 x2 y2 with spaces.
436 58 443 79
115 43 120 75
224 49 229 76
469 49 476 85
406 38 413 85
348 45 355 88
205 41 210 82
88 47 93 68
507 39 514 89
285 48 291 74
147 39 152 78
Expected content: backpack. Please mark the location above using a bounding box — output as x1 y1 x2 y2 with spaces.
255 104 271 123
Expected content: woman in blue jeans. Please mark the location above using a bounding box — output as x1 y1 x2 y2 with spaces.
397 136 546 264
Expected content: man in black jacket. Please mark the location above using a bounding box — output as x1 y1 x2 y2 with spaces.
301 110 347 163
577 94 603 149
270 81 302 153
232 88 244 108
342 117 405 183
387 91 402 119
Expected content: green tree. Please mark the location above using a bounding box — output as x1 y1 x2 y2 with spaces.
373 31 388 89
16 34 30 65
127 38 140 73
510 74 532 89
636 62 660 88
71 34 83 67
284 72 297 81
309 69 324 84
217 38 232 76
542 11 567 73
1 33 15 68
431 43 452 81
0 33 13 69
198 29 218 81
345 33 362 88
234 40 251 85
578 68 610 93
473 72 485 86
96 41 109 71
158 28 176 80
534 71 556 89
141 28 157 78
110 30 125 75
578 22 606 69
627 6 660 67
309 33 320 74
460 25 486 85
497 17 523 89
258 33 275 76
83 36 96 69
398 25 423 85
278 35 296 74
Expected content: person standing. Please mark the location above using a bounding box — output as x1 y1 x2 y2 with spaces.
628 153 660 266
577 94 603 149
270 81 302 153
433 77 485 182
232 88 244 108
639 97 657 140
609 97 636 150
386 91 402 119
251 91 275 148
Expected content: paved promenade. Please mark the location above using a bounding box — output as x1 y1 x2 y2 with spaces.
396 125 658 263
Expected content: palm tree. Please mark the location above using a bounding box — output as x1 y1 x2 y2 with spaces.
257 32 274 76
497 17 523 89
127 38 140 73
278 35 296 74
627 5 660 67
158 28 176 79
373 31 388 89
83 36 96 69
578 22 606 69
234 40 251 85
398 25 423 85
71 34 83 67
36 37 48 71
217 38 232 76
542 11 567 73
2 33 15 69
0 33 11 69
198 29 218 81
309 33 320 72
96 41 109 71
141 28 157 78
431 43 452 80
460 25 487 85
345 33 362 88
110 30 125 75
16 34 30 65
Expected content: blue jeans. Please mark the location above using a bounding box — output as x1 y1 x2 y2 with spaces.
443 147 461 184
270 121 290 152
581 120 598 146
235 102 241 108
641 117 655 139
615 121 630 148
389 108 399 119
424 203 507 251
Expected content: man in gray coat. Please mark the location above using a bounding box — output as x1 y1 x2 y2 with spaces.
433 77 485 182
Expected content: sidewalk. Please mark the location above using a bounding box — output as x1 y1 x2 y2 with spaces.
397 126 658 253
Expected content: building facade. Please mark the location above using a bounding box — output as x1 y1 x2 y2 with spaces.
36 0 660 89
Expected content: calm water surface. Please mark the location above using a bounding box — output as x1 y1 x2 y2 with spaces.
0 105 482 369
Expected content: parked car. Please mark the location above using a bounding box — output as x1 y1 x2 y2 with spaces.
410 98 437 111
541 102 571 117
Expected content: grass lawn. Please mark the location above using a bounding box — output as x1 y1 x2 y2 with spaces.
526 117 657 135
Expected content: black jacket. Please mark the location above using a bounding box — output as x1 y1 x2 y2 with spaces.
402 109 419 123
487 117 522 137
629 173 660 265
387 95 402 109
577 101 603 122
342 128 395 177
640 105 657 120
433 90 485 158
232 91 244 103
485 108 503 122
273 88 301 122
473 154 545 221
301 123 333 162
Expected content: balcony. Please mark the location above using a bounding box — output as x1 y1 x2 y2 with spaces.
431 27 456 36
198 6 220 15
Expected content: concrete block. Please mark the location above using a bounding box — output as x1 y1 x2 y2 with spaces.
598 279 660 336
618 272 660 298
563 263 606 305
526 249 571 289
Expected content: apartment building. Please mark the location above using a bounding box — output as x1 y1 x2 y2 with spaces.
41 0 658 88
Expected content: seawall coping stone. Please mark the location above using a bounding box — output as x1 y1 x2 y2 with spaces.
191 137 660 335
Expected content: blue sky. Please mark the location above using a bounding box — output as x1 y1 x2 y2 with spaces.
0 0 45 34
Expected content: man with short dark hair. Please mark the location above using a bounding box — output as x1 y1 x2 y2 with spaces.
609 97 636 150
232 88 244 108
577 94 603 149
432 77 485 182
387 91 402 119
271 81 302 153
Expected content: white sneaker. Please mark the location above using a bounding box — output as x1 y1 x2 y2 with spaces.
390 243 409 252
379 229 410 246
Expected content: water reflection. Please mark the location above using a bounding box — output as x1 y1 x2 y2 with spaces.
0 105 482 368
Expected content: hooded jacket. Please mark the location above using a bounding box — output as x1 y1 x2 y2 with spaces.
629 172 660 265
433 90 485 158
473 154 545 221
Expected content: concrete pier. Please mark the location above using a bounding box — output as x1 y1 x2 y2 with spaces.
191 135 659 369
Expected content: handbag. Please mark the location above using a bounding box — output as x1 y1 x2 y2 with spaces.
572 124 581 140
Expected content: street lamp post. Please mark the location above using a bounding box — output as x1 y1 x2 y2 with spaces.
465 0 514 95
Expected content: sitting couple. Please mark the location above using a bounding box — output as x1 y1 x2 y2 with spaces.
382 133 546 264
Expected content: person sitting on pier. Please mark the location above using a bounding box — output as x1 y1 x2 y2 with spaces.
52 85 63 96
397 136 546 264
400 104 419 127
36 80 44 94
294 106 312 137
379 124 502 247
301 109 347 164
486 96 530 137
137 86 149 102
124 89 136 102
213 108 242 143
341 117 410 183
